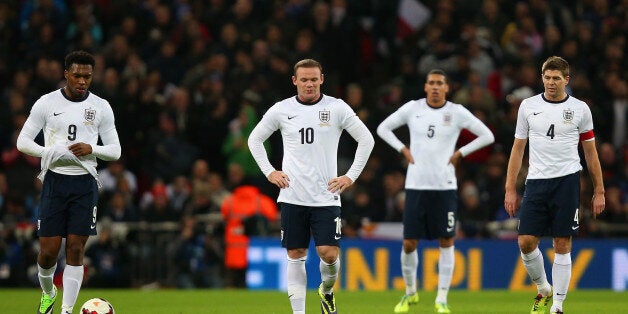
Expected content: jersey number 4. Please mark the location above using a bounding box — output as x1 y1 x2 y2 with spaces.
546 124 555 139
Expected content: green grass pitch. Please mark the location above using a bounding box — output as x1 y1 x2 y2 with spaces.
3 288 627 313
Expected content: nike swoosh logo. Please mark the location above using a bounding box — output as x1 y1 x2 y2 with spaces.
288 294 294 299
334 235 341 240
572 225 579 230
415 115 422 118
288 115 297 120
90 224 96 229
53 112 64 116
446 227 454 232
556 293 566 296
533 112 542 115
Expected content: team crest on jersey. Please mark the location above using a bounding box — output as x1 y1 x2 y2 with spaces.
443 112 452 126
563 109 574 124
319 110 330 126
84 109 96 125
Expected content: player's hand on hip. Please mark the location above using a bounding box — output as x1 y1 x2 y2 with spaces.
400 147 415 164
68 142 92 157
448 150 462 166
328 175 352 194
268 170 290 188
504 190 519 217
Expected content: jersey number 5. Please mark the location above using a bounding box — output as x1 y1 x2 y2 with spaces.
427 125 435 138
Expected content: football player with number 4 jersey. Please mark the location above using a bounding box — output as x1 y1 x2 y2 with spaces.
248 59 374 314
377 69 494 314
17 51 121 314
504 56 605 314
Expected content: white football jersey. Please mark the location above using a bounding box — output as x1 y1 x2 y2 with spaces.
377 99 494 190
248 95 374 206
515 93 594 179
20 89 119 175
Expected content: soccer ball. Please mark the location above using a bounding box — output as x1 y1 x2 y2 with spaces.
80 297 115 314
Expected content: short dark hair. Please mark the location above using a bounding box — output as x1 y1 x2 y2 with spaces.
427 69 447 83
541 56 569 77
293 59 322 76
64 51 95 70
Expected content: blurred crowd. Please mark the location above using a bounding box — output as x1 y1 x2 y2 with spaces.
0 0 626 288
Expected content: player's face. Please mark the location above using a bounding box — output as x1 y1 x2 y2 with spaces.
542 69 569 101
64 64 93 100
293 67 323 103
424 73 449 106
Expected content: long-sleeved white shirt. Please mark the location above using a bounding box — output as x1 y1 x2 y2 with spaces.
248 95 374 206
377 99 494 190
17 88 121 176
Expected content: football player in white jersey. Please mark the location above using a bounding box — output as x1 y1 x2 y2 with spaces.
504 56 605 314
248 59 374 314
377 69 494 314
17 51 121 314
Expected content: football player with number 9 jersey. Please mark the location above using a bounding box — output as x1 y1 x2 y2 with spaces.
17 51 121 314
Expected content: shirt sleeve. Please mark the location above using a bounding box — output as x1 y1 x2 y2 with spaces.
579 102 594 133
376 102 411 152
16 98 47 157
514 100 530 139
457 107 495 157
92 101 121 161
340 103 374 182
248 106 280 178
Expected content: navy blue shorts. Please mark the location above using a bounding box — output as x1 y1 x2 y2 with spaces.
279 202 341 249
38 171 99 237
403 190 457 240
518 172 580 237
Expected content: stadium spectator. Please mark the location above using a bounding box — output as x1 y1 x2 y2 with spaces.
220 185 277 288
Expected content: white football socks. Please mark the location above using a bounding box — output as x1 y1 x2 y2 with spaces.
319 257 339 294
287 256 307 314
38 263 57 297
436 246 455 304
62 265 84 310
401 249 418 295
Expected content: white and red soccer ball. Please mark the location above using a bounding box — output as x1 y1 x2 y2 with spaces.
80 297 115 314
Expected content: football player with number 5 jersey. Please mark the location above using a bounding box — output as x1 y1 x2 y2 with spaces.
377 69 494 314
504 56 605 314
17 51 121 314
248 59 374 314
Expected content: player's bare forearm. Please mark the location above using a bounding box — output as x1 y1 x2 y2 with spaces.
582 140 605 216
504 139 526 217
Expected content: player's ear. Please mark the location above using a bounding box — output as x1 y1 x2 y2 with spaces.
292 75 297 86
320 73 324 84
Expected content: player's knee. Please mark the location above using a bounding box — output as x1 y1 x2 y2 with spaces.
402 239 418 252
65 243 85 260
38 250 59 265
517 235 539 253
